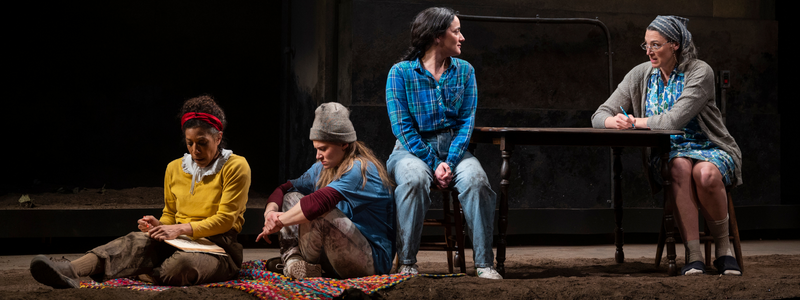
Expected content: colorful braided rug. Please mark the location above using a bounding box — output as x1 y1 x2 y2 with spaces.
79 259 465 299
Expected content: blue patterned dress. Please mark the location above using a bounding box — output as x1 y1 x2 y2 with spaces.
647 67 735 186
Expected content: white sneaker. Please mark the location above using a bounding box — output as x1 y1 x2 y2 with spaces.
283 254 322 279
476 267 503 279
398 264 419 275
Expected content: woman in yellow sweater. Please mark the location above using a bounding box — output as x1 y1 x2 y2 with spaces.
29 95 251 288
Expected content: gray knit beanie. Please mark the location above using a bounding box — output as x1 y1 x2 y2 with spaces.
309 102 357 143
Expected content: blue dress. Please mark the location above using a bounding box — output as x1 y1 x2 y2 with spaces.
647 67 735 186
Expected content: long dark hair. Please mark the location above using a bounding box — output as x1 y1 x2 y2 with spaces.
400 7 457 62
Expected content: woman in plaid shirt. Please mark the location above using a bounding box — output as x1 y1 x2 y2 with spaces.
385 7 501 279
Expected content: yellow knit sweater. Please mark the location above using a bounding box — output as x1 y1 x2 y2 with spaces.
159 154 251 238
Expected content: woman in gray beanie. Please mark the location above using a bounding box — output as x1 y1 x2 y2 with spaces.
256 102 396 279
591 16 742 276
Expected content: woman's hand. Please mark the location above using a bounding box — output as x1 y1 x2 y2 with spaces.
137 215 161 233
256 211 285 244
148 224 192 241
605 114 636 130
435 162 453 189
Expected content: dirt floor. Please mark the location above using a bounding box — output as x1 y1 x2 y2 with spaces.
2 188 800 299
1 255 799 299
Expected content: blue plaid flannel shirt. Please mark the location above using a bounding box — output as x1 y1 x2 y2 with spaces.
385 57 477 171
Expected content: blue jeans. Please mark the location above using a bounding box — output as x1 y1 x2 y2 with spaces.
386 131 497 268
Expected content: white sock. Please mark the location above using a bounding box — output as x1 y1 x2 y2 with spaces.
684 240 704 263
708 214 733 259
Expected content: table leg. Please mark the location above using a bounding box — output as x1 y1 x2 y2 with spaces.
497 141 513 277
661 149 678 276
612 147 625 263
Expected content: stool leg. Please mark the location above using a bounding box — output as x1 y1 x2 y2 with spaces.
704 220 712 267
453 193 467 274
392 254 400 273
728 191 744 272
443 191 454 273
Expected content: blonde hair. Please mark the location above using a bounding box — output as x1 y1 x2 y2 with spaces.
316 141 395 190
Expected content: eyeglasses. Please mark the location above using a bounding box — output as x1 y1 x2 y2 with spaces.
640 42 670 51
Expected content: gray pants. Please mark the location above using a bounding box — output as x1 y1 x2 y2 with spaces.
88 229 242 286
280 192 375 278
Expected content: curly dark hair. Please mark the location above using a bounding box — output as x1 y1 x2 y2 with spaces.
400 7 458 62
179 94 227 151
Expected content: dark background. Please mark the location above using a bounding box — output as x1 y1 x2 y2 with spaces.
2 0 794 244
280 0 788 210
5 1 282 192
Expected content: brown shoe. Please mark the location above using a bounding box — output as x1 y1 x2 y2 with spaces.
266 257 284 274
283 256 322 280
30 255 79 288
280 248 322 279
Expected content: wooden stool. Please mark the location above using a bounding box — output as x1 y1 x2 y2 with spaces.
655 187 743 274
394 187 467 274
422 187 467 273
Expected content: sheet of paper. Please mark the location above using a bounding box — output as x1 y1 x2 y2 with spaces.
164 235 227 256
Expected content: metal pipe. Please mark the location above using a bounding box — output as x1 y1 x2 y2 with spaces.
458 14 614 96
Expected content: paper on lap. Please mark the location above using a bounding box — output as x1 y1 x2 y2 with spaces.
164 235 227 256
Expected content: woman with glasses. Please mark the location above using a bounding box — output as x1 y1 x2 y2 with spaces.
591 16 742 276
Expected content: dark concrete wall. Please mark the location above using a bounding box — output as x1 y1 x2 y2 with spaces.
4 1 787 213
282 0 785 210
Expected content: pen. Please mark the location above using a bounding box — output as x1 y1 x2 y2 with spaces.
620 106 635 129
143 216 151 229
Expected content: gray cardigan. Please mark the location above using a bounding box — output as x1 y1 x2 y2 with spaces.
591 59 743 186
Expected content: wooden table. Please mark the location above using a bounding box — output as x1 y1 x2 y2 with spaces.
469 127 685 276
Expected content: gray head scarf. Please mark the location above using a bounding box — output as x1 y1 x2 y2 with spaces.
648 15 692 48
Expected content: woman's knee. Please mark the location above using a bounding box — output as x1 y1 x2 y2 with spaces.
156 255 200 285
157 253 224 286
282 192 303 211
669 158 693 184
454 158 492 190
692 163 723 191
394 163 431 188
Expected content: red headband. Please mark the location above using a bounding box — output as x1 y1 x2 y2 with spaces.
181 112 223 131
